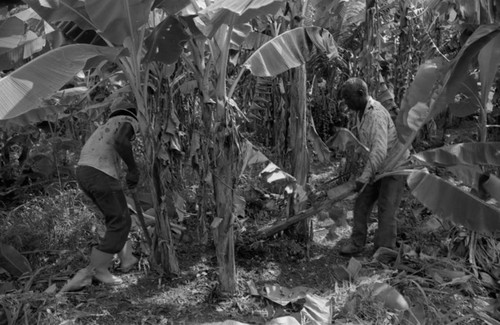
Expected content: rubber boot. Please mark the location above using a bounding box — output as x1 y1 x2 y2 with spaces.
90 247 123 285
117 240 138 273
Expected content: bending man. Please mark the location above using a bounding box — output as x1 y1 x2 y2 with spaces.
62 100 140 292
339 78 409 255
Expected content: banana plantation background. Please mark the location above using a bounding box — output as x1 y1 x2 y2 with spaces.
1 0 500 324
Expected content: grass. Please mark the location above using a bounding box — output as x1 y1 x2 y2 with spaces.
0 164 499 324
0 182 98 269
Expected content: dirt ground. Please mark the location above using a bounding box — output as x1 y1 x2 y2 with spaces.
1 149 499 324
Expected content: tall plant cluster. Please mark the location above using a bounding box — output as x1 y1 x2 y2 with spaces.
0 0 340 293
1 0 500 294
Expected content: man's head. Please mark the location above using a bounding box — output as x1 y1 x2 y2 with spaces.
340 78 369 112
109 98 138 120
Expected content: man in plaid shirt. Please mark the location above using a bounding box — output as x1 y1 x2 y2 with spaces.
339 78 409 255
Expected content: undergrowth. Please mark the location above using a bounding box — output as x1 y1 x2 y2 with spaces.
0 182 98 269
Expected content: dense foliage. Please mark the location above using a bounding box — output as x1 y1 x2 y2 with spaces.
0 0 499 307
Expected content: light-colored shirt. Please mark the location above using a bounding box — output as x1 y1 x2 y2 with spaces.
356 97 409 183
78 115 138 179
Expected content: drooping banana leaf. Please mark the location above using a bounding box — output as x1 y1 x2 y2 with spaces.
0 44 124 121
194 0 284 38
413 142 500 189
243 27 338 77
397 25 500 143
308 120 330 163
240 139 269 177
395 59 442 142
408 170 500 234
478 34 500 108
85 0 154 46
434 24 500 118
406 102 430 132
414 142 500 167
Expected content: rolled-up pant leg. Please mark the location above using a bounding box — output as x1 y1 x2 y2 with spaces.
351 181 380 247
76 166 131 254
374 175 406 249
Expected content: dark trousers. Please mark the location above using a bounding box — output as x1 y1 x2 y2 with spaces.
76 166 131 254
351 175 406 249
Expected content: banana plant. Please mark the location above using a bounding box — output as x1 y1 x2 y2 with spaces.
230 1 339 240
0 0 193 275
381 24 500 234
183 0 286 293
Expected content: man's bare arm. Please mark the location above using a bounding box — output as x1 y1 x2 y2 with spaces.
114 122 139 188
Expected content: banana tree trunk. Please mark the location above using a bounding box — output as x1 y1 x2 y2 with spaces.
212 136 237 292
284 0 310 241
138 66 179 275
212 23 237 294
287 64 310 241
151 160 179 274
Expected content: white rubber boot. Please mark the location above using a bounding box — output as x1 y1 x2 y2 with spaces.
117 240 138 272
90 247 123 285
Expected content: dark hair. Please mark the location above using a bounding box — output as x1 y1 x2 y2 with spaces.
109 107 137 120
341 78 368 98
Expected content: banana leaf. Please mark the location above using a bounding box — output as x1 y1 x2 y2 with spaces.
0 44 124 121
395 59 442 142
413 141 493 189
85 0 154 45
406 102 430 132
153 0 192 15
397 25 500 143
446 165 482 190
0 16 25 55
434 24 500 118
0 105 66 130
143 16 189 65
408 170 500 234
194 0 284 38
230 23 252 50
308 122 330 163
24 0 95 30
478 34 500 108
414 142 500 167
0 8 60 71
243 27 338 77
240 139 269 177
407 171 500 234
0 243 32 277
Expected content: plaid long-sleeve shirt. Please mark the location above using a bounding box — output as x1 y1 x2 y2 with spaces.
356 97 409 183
